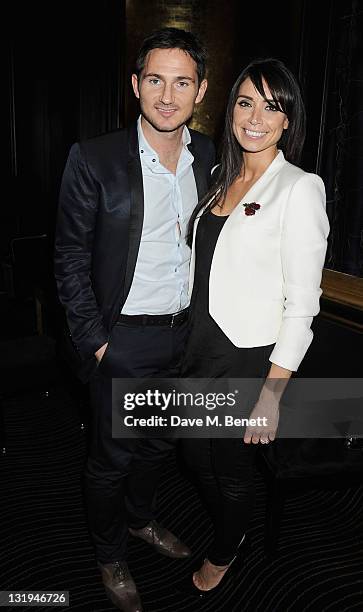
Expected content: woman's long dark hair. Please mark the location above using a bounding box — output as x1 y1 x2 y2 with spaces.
187 58 306 246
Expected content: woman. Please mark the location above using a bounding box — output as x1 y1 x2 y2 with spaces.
181 58 329 595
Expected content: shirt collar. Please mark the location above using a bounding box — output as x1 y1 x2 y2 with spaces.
137 115 192 162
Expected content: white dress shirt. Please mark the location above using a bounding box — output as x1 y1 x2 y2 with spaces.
122 117 198 315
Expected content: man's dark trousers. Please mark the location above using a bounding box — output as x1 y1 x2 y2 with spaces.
84 319 188 564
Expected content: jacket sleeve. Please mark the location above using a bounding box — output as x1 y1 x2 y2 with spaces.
54 143 109 359
268 173 330 371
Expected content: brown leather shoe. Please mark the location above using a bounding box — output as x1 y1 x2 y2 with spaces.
98 561 143 611
129 520 191 559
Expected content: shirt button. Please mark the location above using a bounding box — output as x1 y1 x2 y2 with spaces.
140 149 144 153
152 158 156 163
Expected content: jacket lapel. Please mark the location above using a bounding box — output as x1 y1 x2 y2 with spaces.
123 125 144 301
188 139 208 201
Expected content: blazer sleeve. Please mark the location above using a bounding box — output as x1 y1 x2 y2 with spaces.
268 173 330 371
54 143 109 359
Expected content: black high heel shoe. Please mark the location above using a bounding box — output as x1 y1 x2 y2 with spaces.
177 534 249 599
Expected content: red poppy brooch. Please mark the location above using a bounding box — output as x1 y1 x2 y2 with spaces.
243 202 261 216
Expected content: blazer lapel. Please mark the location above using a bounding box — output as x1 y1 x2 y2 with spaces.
189 140 208 201
123 126 144 301
188 213 200 298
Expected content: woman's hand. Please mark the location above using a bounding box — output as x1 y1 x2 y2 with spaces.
243 362 292 444
243 391 280 444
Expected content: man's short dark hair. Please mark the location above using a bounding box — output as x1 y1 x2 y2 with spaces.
135 27 207 84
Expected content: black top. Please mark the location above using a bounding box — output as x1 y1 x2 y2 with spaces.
194 210 227 294
181 210 273 378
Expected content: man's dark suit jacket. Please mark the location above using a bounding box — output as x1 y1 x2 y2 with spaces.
54 122 215 381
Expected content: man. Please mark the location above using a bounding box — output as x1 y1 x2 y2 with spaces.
55 28 215 612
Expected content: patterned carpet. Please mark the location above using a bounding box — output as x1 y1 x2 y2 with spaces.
0 387 362 612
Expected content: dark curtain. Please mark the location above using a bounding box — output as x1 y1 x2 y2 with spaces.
320 0 363 277
5 0 125 261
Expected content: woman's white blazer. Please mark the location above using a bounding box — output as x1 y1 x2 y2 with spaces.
189 151 330 372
